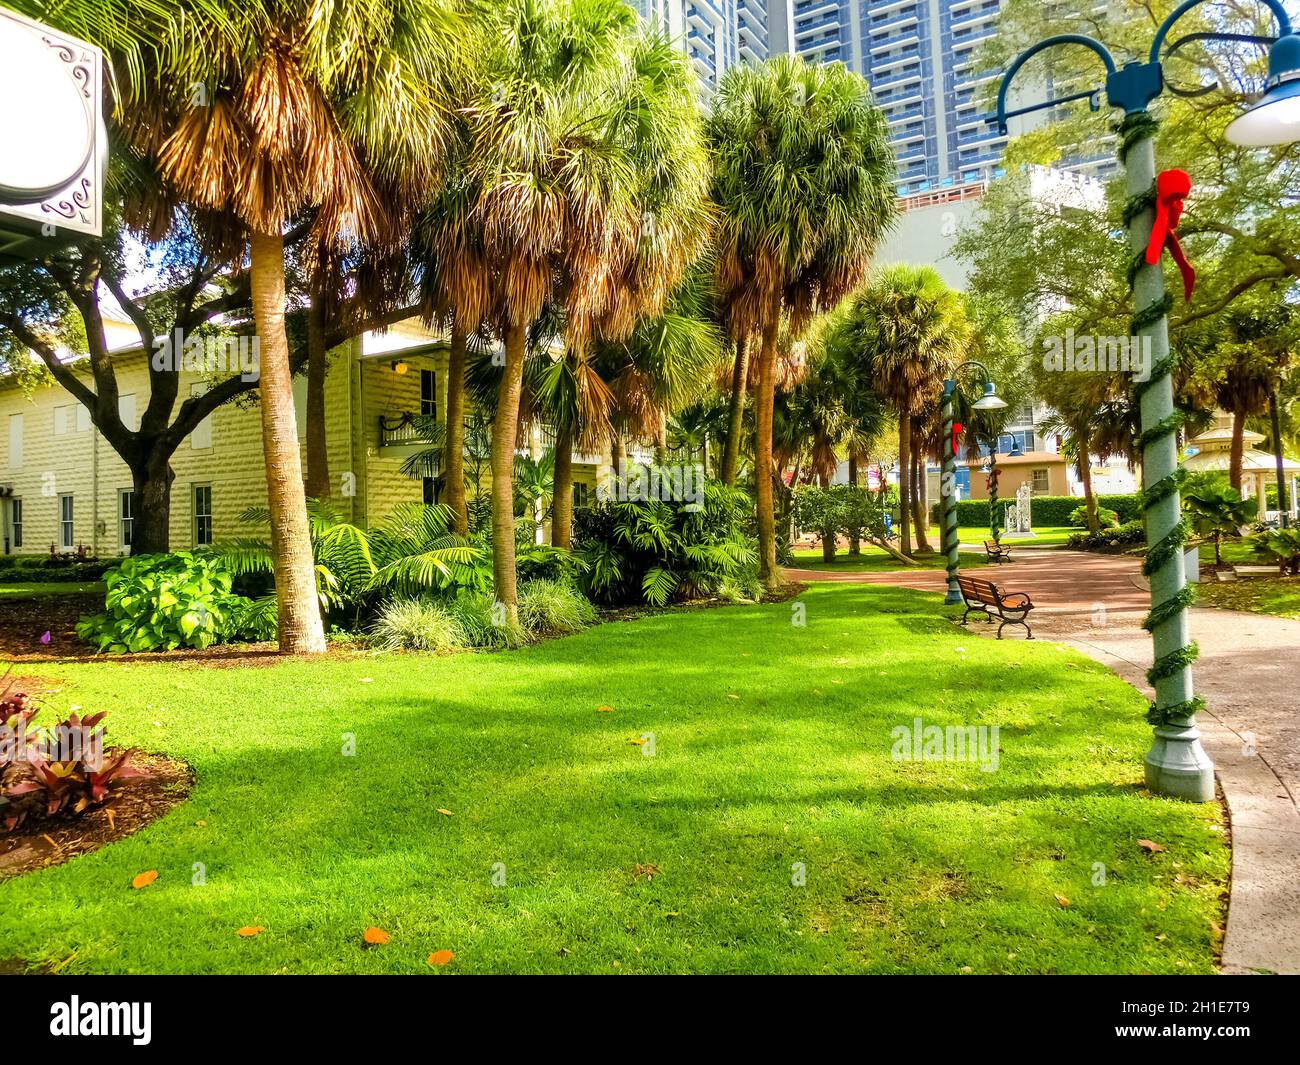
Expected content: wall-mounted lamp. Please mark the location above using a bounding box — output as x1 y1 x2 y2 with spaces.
391 360 409 375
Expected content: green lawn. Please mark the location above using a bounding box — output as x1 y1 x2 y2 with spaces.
0 581 104 598
0 584 1226 974
1196 576 1300 620
791 527 1075 572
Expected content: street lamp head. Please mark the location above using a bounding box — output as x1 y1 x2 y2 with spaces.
972 380 1008 410
1226 34 1300 146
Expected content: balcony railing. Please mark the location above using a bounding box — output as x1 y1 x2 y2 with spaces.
380 412 559 456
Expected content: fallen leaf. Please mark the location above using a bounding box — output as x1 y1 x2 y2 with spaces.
195 819 207 827
237 926 265 937
106 808 116 831
131 869 158 890
1138 839 1166 853
633 863 660 881
628 738 646 746
42 833 59 849
1054 893 1070 908
427 949 454 966
436 808 453 816
596 705 615 713
363 927 390 946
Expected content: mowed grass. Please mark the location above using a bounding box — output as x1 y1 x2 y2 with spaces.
1196 576 1300 620
0 584 1226 974
0 581 104 598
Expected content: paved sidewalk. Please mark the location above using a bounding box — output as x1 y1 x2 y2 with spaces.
789 549 1300 975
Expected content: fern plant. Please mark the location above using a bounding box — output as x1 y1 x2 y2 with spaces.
573 481 758 606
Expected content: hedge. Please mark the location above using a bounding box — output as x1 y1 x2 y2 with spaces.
931 493 1142 528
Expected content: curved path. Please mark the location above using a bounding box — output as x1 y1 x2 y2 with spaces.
788 549 1300 975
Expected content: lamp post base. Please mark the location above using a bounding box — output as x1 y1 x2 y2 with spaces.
944 581 962 605
1145 723 1215 802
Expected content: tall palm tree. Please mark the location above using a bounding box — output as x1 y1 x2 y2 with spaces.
413 133 490 537
834 265 968 557
464 0 709 620
104 0 465 653
709 55 896 590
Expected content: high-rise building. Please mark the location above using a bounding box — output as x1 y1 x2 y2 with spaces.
768 0 1009 195
638 0 770 92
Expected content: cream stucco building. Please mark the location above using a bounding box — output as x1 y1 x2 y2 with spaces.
0 317 608 556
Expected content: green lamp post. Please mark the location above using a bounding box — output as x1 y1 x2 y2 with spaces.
942 365 1006 605
992 0 1300 802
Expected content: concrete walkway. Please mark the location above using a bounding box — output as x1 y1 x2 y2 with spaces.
789 549 1300 975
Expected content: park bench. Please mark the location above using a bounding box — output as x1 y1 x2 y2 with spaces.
956 574 1035 640
984 538 1013 564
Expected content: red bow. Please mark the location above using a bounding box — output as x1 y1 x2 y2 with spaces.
1145 169 1196 301
952 421 963 460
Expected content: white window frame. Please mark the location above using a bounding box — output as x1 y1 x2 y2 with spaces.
193 483 213 546
7 413 22 469
119 489 135 551
10 497 22 549
59 493 74 549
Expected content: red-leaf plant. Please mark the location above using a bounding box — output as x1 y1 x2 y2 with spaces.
2 706 143 830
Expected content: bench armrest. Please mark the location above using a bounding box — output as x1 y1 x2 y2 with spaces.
999 592 1032 609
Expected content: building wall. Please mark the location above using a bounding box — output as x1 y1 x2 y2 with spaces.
0 321 606 556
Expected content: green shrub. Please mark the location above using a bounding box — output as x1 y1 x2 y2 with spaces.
933 493 1142 527
0 555 112 583
1251 527 1300 575
1067 520 1146 552
447 591 530 649
517 579 597 636
75 552 256 653
1068 504 1119 529
370 598 466 652
573 481 758 606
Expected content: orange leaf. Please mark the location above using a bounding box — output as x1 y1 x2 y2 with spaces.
237 926 265 937
596 705 614 713
363 927 390 946
427 949 454 967
131 870 158 890
437 808 453 816
1138 839 1166 853
1054 893 1070 908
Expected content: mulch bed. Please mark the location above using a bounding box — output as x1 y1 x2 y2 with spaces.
0 751 193 879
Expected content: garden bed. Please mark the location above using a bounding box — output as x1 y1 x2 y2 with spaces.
0 750 192 879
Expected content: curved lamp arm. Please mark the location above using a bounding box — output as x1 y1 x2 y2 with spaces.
994 34 1118 135
1150 0 1292 65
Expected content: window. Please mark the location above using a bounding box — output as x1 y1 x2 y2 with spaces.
118 394 138 431
422 477 439 505
420 369 437 418
573 482 592 510
119 490 135 550
193 485 213 546
1031 469 1050 494
11 498 22 549
59 494 74 549
190 384 213 449
53 404 90 435
7 414 21 468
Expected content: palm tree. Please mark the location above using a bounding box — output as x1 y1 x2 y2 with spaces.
463 0 709 620
413 136 490 536
105 0 465 653
833 265 967 557
709 55 896 590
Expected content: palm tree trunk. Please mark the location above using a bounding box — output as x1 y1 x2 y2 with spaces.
1230 410 1245 492
552 423 574 549
721 336 749 486
491 322 528 621
911 446 932 553
304 293 330 501
754 314 780 590
847 453 860 556
443 320 470 536
654 409 669 466
1270 390 1290 526
898 415 912 556
248 230 326 655
1078 441 1101 533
